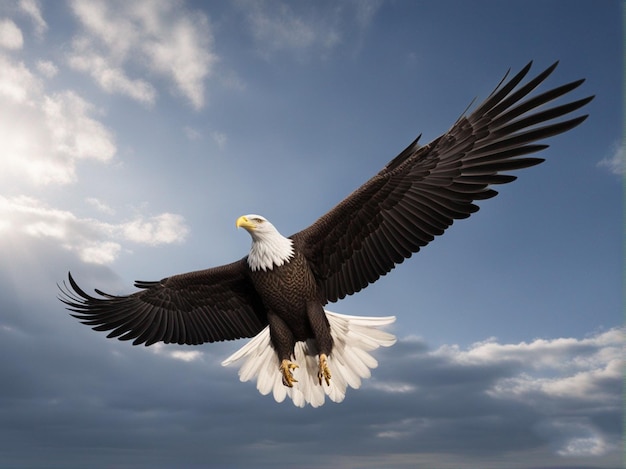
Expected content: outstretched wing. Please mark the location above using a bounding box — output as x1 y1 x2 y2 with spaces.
292 61 593 303
59 259 268 346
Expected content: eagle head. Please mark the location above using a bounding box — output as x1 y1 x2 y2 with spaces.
236 214 272 237
236 214 294 271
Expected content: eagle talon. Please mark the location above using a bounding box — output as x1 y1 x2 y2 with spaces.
318 353 331 386
280 359 299 387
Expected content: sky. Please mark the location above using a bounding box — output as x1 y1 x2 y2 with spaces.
0 0 622 468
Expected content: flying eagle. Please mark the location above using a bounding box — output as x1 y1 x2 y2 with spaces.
59 62 593 407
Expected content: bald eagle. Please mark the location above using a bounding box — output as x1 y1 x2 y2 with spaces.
59 62 593 407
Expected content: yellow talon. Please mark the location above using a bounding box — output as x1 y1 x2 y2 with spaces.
280 359 299 387
318 353 331 386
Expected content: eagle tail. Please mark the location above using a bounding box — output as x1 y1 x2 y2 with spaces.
221 311 396 407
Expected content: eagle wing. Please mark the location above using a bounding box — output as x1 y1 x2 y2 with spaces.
59 259 267 346
291 61 593 303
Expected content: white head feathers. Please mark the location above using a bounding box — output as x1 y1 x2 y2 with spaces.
236 214 294 271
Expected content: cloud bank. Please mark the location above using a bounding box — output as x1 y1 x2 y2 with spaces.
0 250 620 469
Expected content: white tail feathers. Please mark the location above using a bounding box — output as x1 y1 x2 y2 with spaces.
221 311 396 407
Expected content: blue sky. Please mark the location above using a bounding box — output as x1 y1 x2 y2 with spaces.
0 1 622 468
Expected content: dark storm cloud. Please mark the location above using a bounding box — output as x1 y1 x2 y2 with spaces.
0 237 621 469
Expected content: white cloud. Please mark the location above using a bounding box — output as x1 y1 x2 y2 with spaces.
237 0 383 59
142 12 214 109
184 127 228 148
0 54 116 186
68 0 215 109
35 59 57 78
430 329 623 458
535 418 615 458
434 329 623 412
170 350 202 362
360 328 623 461
210 130 227 148
0 18 23 50
367 381 417 394
598 141 624 176
43 90 116 163
121 213 189 245
353 0 383 29
433 328 623 373
18 0 47 37
150 343 204 362
557 434 608 457
0 53 40 103
86 197 115 215
77 240 121 264
0 195 189 264
67 38 157 106
183 126 202 141
242 1 339 57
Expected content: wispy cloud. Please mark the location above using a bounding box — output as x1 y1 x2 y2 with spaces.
598 141 624 176
211 130 227 149
0 195 189 264
68 36 157 106
35 59 57 77
18 0 47 38
237 0 382 60
184 127 228 149
86 197 115 215
243 1 339 57
183 126 202 141
68 0 216 109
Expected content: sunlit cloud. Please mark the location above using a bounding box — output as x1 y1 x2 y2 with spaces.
365 328 623 459
86 197 115 215
0 195 189 264
68 0 216 109
535 418 615 458
0 53 40 102
35 59 57 77
366 381 417 394
43 91 116 163
0 18 23 50
0 53 116 186
150 343 204 362
456 329 623 457
121 213 189 246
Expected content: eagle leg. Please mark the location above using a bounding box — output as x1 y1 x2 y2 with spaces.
318 353 331 386
280 359 299 387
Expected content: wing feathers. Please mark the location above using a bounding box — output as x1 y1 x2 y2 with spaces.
292 62 593 303
59 262 268 346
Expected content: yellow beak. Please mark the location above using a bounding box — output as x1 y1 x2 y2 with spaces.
236 215 255 231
